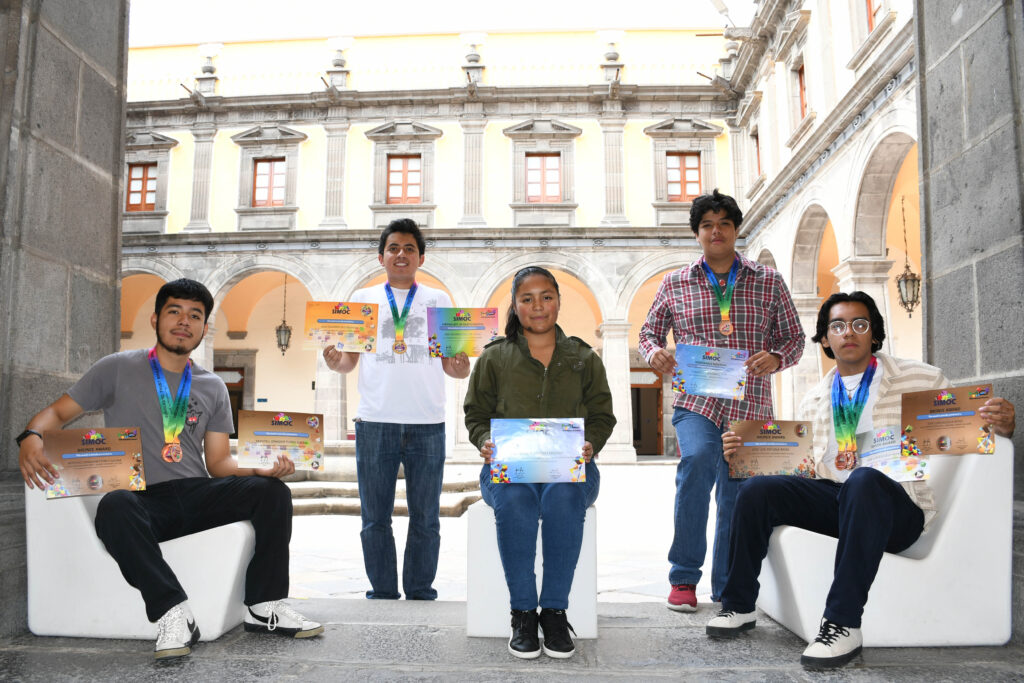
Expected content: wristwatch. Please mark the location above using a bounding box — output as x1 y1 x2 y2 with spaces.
15 429 42 446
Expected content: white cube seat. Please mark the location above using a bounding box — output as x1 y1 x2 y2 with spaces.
26 487 254 641
466 500 597 638
757 437 1014 647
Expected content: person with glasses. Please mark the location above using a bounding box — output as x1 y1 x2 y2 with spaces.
706 291 1016 669
638 189 805 613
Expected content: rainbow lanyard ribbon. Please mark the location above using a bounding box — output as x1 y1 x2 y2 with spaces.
700 256 740 335
830 355 878 470
384 282 417 354
147 347 192 463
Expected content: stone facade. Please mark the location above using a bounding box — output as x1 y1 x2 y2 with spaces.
0 0 128 638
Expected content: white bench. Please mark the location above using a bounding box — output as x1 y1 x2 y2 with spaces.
757 436 1014 647
466 500 598 638
25 487 254 641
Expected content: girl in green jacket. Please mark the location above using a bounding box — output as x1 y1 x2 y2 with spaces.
464 266 616 660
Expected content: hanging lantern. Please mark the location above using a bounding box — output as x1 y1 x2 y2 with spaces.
894 196 922 317
275 274 291 355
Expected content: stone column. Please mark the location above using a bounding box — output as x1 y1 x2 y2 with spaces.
599 118 629 226
831 258 894 353
184 124 216 232
729 126 748 209
319 119 350 228
787 295 823 417
597 320 636 463
458 117 487 227
193 322 216 372
315 355 346 441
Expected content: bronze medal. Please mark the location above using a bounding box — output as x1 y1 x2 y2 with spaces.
393 340 407 354
162 442 183 463
835 449 857 471
719 320 734 336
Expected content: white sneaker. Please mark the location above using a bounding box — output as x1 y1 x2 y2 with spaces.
154 602 200 660
705 609 757 637
800 618 863 669
244 600 324 638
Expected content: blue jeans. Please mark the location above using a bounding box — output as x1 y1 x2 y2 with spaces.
355 421 445 600
668 407 736 601
480 461 600 611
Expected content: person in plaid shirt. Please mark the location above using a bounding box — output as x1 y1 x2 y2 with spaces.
639 189 805 612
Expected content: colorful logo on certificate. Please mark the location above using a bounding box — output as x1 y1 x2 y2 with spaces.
118 428 138 439
795 423 808 437
272 413 293 426
332 303 351 315
306 416 320 429
82 429 106 446
703 350 721 361
759 422 782 435
933 390 957 406
528 421 547 432
969 386 990 399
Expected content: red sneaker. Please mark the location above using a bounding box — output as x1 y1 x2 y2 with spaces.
667 584 697 612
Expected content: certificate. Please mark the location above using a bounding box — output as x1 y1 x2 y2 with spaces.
901 384 995 456
43 427 145 499
673 345 749 400
490 418 586 484
427 307 500 358
303 301 379 352
728 420 815 478
856 425 928 482
236 410 325 471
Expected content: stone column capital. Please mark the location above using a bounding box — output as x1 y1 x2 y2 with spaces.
324 121 351 136
831 258 895 285
459 117 488 133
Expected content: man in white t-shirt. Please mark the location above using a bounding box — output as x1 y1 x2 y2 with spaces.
324 219 469 599
705 291 1016 669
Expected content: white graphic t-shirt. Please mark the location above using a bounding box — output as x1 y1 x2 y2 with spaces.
352 282 452 424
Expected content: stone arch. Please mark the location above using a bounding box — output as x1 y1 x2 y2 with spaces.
468 251 615 320
613 250 697 318
756 248 777 269
206 254 327 305
121 256 185 282
851 131 916 259
791 203 832 296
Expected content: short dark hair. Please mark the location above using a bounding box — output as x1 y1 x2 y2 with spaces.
505 266 560 341
378 218 426 256
811 291 886 359
689 189 743 234
154 278 214 322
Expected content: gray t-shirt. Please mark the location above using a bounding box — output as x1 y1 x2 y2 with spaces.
68 349 233 485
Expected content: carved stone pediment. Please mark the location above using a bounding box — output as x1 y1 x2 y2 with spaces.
502 119 583 140
643 117 723 139
775 9 811 63
365 120 443 142
231 124 308 146
125 130 179 151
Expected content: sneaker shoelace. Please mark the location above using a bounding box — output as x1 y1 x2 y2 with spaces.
543 610 576 637
715 609 735 618
814 620 851 646
259 600 308 631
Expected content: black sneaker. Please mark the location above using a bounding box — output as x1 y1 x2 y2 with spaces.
538 608 576 659
508 609 541 659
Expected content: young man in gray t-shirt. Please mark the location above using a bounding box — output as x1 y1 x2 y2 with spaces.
17 279 323 659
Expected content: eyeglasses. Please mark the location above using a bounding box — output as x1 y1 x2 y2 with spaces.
827 318 870 336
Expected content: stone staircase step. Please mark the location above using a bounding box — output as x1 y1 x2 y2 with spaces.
291 491 482 517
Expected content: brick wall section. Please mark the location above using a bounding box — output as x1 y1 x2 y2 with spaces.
916 0 1024 643
0 0 128 638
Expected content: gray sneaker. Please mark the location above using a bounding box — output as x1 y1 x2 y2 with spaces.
154 602 200 660
244 600 324 638
706 609 757 637
800 618 863 669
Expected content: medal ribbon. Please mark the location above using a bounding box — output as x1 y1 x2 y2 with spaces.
700 257 740 327
384 282 417 345
148 347 192 446
830 356 878 457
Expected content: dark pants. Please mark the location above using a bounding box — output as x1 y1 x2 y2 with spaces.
94 476 293 622
720 467 924 627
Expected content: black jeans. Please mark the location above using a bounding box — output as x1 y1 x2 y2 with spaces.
94 476 292 622
720 467 924 627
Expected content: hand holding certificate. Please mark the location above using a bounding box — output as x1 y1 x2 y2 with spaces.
673 344 749 400
427 307 499 358
237 410 325 471
490 418 586 483
727 420 815 478
901 384 996 456
304 301 379 352
43 427 146 499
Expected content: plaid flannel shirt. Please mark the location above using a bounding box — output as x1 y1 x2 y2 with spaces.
638 252 805 427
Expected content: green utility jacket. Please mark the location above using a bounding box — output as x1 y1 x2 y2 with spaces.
463 326 617 456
